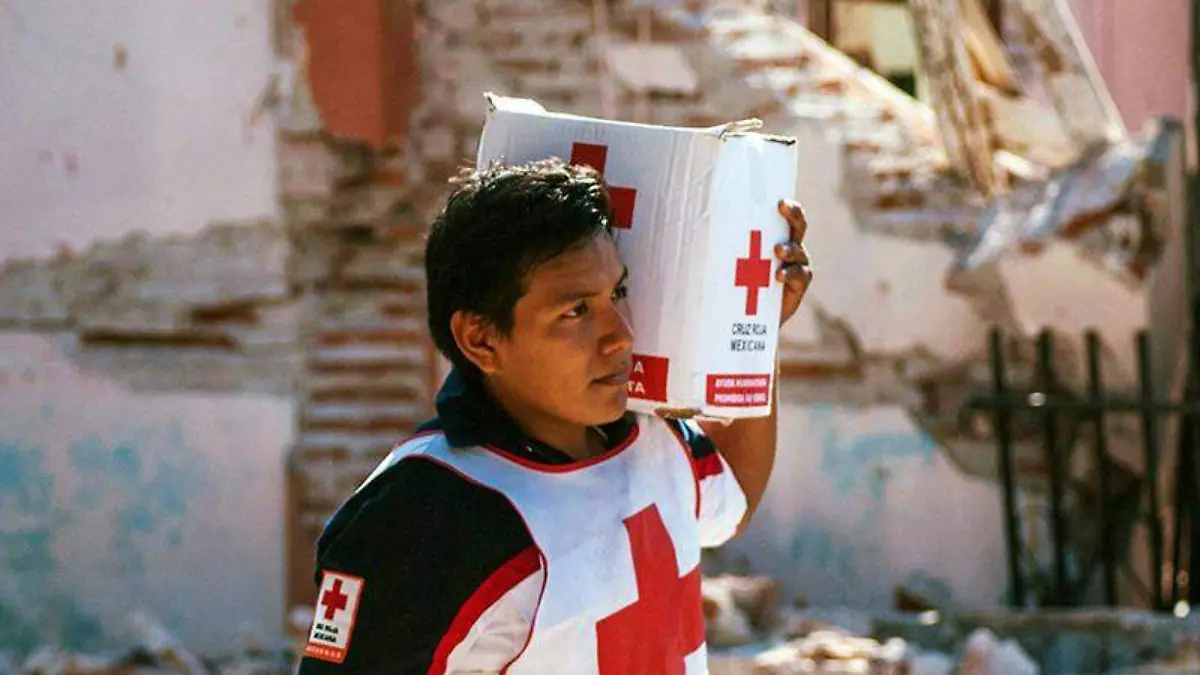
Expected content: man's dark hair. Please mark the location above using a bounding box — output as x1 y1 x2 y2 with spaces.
425 158 615 378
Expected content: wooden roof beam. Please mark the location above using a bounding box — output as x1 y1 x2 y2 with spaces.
909 0 1008 197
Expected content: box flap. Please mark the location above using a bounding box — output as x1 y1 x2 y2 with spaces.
484 92 547 114
706 118 763 138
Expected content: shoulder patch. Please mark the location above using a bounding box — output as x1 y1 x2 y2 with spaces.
305 571 365 664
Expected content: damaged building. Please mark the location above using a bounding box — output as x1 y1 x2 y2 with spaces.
0 0 1192 669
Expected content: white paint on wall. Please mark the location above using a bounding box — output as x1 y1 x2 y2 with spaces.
726 400 1009 608
0 0 287 656
782 118 988 364
0 333 292 655
0 0 279 259
1065 0 1190 134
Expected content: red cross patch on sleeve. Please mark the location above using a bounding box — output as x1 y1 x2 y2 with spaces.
305 571 365 664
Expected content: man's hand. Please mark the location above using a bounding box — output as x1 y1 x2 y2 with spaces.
691 199 813 540
774 199 813 327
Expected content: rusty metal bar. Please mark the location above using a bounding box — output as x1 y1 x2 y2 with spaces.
990 327 1025 607
1037 329 1069 605
1086 329 1118 605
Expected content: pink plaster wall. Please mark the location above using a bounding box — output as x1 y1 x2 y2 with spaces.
1067 0 1191 132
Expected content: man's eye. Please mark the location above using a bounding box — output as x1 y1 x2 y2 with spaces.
612 283 629 301
564 302 588 319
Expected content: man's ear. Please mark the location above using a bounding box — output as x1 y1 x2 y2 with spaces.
450 310 502 375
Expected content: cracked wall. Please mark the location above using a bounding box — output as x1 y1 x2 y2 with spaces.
0 0 1185 651
630 1 1184 608
0 1 292 655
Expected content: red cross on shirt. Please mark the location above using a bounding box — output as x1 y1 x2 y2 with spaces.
570 142 637 229
595 505 705 675
735 230 772 316
320 578 349 621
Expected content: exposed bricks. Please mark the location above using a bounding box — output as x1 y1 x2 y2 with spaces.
309 384 425 404
736 54 812 72
314 328 426 348
190 301 261 325
491 56 563 74
78 330 240 350
305 392 421 427
295 431 408 457
874 190 928 210
296 446 351 464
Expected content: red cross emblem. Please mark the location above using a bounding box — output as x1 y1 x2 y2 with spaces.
595 505 705 674
320 578 349 620
570 142 637 229
735 230 772 315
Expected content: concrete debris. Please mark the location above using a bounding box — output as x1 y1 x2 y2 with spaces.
706 575 1200 674
704 575 785 647
950 132 1156 279
705 575 958 674
878 607 1196 674
129 611 209 675
13 612 295 675
957 628 1039 675
752 632 909 674
779 608 878 643
908 650 957 675
9 594 1197 674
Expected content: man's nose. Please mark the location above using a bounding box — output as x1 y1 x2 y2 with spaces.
600 305 635 356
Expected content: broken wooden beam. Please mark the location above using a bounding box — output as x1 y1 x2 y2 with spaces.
910 0 1008 197
958 0 1020 95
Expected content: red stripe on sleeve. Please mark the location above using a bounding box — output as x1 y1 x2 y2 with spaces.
694 453 723 480
427 545 542 675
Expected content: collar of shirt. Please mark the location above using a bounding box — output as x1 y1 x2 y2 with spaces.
430 368 636 465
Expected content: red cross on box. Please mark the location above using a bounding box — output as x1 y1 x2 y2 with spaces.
320 578 349 620
735 230 772 316
570 142 637 229
595 505 705 674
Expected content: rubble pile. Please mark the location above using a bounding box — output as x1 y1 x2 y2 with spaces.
4 612 295 675
703 573 962 674
6 579 1198 674
702 574 1200 675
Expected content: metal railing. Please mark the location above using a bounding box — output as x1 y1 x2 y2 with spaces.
968 308 1200 610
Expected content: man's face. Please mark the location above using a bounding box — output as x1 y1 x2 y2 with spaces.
489 233 634 429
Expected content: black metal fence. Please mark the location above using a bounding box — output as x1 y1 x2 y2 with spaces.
968 301 1200 611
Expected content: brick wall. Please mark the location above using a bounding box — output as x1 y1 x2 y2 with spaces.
277 127 439 607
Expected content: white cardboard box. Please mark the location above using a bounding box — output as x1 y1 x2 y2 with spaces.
476 94 799 419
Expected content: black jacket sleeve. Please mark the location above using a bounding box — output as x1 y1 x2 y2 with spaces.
666 418 719 462
297 456 537 674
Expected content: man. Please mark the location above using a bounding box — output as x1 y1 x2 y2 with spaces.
298 158 813 674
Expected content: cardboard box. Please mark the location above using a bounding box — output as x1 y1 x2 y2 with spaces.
476 94 799 419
